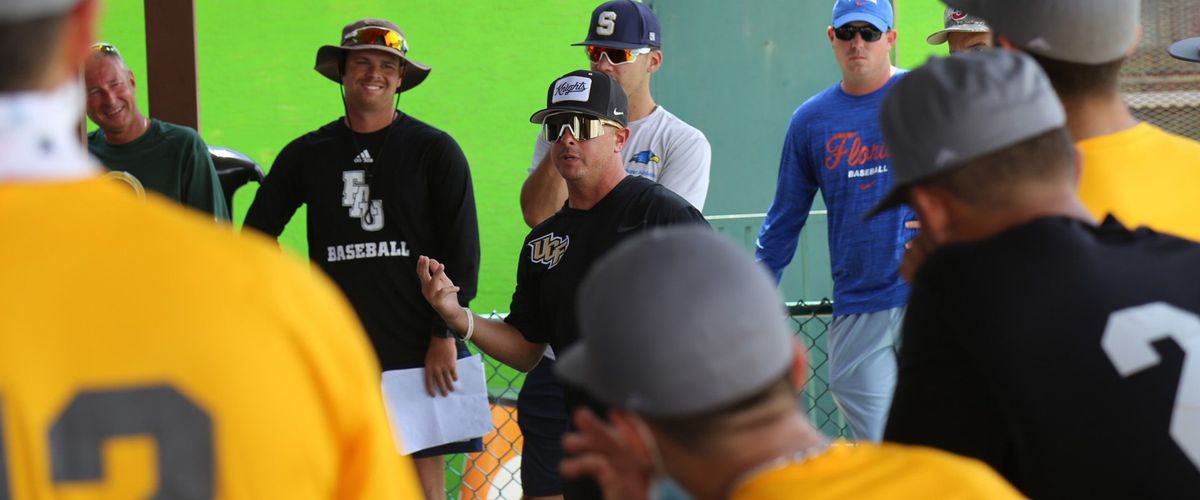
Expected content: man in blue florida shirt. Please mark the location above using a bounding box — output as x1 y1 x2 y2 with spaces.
756 0 915 442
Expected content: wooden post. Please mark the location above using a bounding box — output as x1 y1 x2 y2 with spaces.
144 0 199 130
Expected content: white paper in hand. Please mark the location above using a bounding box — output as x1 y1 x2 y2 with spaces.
381 354 492 455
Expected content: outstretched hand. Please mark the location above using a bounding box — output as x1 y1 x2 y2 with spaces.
560 408 653 500
416 255 463 321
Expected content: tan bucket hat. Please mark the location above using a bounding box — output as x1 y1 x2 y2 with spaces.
314 18 431 93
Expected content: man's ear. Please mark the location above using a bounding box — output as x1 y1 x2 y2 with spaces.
613 126 631 153
909 185 953 245
788 339 809 392
646 50 663 74
995 35 1021 53
826 26 836 45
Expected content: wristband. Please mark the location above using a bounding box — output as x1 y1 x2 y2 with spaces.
462 307 475 342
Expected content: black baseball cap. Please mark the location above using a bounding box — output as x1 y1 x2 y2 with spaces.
529 70 629 126
573 0 662 49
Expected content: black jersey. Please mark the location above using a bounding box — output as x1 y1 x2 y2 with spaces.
244 114 479 369
885 216 1200 499
505 176 706 406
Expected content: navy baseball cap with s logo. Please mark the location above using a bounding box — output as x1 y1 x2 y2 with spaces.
573 0 662 49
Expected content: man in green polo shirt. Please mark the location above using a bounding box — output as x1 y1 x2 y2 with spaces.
84 42 228 220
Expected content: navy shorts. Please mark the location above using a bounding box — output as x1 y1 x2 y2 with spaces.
518 357 569 496
400 342 485 458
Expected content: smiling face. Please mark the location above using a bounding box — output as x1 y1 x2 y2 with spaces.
84 55 141 140
340 49 406 113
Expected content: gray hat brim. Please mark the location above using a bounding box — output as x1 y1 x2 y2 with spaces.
315 45 431 93
926 24 991 45
1169 38 1200 63
555 343 604 402
0 0 79 22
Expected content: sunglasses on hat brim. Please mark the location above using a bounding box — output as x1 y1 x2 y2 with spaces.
91 42 120 56
834 25 884 42
586 46 653 65
543 113 624 142
343 26 409 54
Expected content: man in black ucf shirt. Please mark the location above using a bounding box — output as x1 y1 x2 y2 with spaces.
871 50 1200 498
418 70 706 499
243 18 480 498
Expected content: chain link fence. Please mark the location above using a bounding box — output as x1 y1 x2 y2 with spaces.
440 304 848 499
1122 0 1200 141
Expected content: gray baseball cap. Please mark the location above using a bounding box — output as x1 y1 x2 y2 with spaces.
867 50 1065 217
1169 38 1200 63
556 226 794 420
926 7 990 45
0 0 80 22
945 0 1139 64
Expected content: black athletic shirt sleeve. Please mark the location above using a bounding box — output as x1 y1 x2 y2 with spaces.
423 131 480 336
244 140 307 238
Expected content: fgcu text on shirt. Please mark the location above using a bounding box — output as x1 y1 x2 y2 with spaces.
757 72 915 316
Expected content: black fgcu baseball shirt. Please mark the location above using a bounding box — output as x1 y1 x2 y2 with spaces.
245 114 479 370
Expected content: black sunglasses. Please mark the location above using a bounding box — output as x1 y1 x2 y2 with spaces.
834 25 884 42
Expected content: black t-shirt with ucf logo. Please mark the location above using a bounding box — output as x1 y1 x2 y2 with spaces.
245 114 479 369
885 216 1200 498
505 175 707 410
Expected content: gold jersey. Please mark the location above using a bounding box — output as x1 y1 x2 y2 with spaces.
1077 122 1200 241
0 179 418 499
732 441 1021 499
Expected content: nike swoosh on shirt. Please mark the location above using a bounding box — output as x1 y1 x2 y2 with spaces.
859 181 877 191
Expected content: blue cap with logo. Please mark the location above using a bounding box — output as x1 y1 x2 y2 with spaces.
573 0 662 50
832 0 894 31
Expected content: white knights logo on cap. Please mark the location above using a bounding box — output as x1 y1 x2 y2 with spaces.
552 76 592 104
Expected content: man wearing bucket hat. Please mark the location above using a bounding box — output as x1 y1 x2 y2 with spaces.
0 0 416 497
875 50 1200 498
925 7 991 54
521 0 711 229
244 18 481 498
417 70 706 499
756 0 914 443
549 226 1019 499
946 0 1200 242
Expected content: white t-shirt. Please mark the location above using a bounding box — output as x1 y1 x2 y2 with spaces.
530 106 711 210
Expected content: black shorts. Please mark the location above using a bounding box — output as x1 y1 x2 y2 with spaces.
400 342 485 458
517 357 568 496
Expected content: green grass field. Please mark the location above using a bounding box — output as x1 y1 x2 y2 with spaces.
96 0 597 313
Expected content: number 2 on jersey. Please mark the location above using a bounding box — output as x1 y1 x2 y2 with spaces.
0 385 212 499
1101 302 1200 471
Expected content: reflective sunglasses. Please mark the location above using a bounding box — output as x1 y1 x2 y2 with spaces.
834 25 884 42
90 42 121 56
586 45 653 65
343 26 409 54
542 113 623 142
